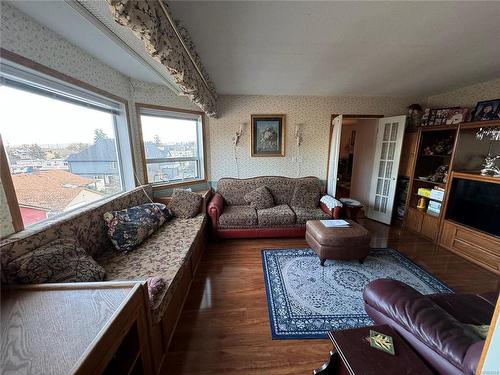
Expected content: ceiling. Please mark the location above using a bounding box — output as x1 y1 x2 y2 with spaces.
169 1 500 97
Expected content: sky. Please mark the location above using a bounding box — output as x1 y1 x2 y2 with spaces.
0 85 198 147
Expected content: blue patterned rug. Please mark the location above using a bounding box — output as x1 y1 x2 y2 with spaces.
262 248 453 339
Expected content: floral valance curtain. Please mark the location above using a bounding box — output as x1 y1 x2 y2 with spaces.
107 0 217 117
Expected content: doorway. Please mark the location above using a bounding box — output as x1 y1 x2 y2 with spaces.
327 115 382 205
326 114 407 224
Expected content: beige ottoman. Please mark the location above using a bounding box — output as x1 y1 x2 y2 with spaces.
305 220 371 266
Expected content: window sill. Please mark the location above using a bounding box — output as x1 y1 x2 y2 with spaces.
151 178 207 191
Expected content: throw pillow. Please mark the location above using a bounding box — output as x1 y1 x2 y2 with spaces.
244 186 275 209
104 203 172 252
467 324 490 339
290 181 321 208
5 238 105 284
168 189 202 219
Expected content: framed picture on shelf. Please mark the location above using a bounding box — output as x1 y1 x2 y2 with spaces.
472 99 500 122
421 107 460 126
250 114 286 157
445 108 469 125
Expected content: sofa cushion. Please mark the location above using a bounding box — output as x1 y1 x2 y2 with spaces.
97 214 206 323
292 206 331 224
216 176 321 206
218 206 258 229
168 189 202 219
5 238 105 284
290 180 321 208
103 203 172 252
244 186 275 209
257 204 296 227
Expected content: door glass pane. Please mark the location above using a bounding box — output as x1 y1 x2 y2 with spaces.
385 161 393 178
381 197 388 213
383 179 390 196
380 142 388 160
376 179 383 194
390 123 398 141
383 123 391 141
378 161 386 177
374 195 381 211
388 142 396 160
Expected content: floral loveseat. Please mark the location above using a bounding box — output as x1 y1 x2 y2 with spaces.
0 185 207 370
208 176 339 238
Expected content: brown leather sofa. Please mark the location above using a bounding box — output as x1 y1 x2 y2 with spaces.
363 279 497 375
207 176 341 238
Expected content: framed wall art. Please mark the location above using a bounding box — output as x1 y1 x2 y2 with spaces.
250 114 286 157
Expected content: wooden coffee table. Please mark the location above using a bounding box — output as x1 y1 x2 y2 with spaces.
313 325 433 375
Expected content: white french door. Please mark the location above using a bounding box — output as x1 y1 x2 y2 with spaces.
366 116 406 224
326 115 343 196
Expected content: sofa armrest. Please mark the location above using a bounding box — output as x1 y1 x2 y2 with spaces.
207 193 224 228
320 195 343 219
363 279 482 371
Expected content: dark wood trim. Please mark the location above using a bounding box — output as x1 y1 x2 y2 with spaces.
0 135 24 233
0 48 128 104
459 119 500 130
135 103 208 188
326 114 384 194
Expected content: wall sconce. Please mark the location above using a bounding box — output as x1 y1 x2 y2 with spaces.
233 122 246 146
295 123 303 146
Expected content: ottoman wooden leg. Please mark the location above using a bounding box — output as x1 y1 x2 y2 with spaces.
320 258 326 267
358 257 366 264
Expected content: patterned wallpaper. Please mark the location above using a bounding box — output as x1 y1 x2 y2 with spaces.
0 3 131 99
427 78 500 108
208 95 416 182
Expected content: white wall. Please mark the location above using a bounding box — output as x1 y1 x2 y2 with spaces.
347 119 378 206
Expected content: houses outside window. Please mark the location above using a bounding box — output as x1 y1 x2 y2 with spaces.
137 105 206 186
0 59 134 229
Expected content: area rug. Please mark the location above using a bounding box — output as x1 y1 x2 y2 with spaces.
262 248 453 339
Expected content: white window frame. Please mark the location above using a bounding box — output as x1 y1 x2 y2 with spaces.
137 105 206 188
0 57 135 230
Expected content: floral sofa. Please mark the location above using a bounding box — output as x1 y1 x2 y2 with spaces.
0 185 207 371
208 176 339 238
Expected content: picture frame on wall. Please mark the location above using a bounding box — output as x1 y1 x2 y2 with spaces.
421 107 462 126
251 114 286 157
472 99 500 122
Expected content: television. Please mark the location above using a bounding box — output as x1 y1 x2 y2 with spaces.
446 177 500 237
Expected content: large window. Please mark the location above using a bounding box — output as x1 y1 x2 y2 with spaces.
137 105 206 186
0 59 134 228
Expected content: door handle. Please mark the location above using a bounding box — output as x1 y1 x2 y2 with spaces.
391 177 396 181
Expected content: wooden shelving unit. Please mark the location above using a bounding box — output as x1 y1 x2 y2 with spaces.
403 125 458 241
402 119 500 274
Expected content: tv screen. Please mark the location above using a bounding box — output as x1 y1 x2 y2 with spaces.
446 178 500 237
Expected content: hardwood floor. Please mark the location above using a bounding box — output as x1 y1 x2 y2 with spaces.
162 219 499 375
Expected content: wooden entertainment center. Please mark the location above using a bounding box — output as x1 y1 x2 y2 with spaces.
402 120 500 275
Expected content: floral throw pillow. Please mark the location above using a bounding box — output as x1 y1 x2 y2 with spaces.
103 203 172 252
168 189 202 219
5 238 105 284
244 186 275 209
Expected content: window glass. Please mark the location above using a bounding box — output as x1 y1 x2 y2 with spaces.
139 109 204 185
0 85 123 227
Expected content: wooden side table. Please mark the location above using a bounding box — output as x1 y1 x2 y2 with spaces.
313 325 433 375
1 281 153 375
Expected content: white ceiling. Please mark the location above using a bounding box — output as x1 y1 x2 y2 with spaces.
169 1 500 97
